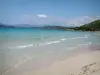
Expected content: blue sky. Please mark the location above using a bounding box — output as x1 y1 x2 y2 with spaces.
0 0 100 26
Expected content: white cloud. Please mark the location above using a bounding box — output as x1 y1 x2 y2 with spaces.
37 14 47 18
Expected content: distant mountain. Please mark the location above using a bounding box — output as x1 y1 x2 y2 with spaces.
43 26 74 30
13 24 34 28
0 23 14 28
0 23 40 28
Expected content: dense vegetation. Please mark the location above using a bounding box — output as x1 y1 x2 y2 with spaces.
74 20 100 31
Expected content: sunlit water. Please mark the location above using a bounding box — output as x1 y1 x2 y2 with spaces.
0 28 100 75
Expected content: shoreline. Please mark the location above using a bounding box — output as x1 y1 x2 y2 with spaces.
2 45 100 75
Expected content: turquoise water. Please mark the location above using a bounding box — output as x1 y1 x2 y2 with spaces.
0 28 100 75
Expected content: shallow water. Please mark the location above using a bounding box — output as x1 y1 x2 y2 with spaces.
0 28 100 75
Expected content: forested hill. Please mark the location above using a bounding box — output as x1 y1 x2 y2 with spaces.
74 20 100 31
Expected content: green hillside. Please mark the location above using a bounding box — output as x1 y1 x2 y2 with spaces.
74 20 100 31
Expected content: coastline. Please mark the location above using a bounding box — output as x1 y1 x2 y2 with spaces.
2 44 100 75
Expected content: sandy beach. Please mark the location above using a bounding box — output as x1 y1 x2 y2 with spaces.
22 51 100 75
3 49 100 75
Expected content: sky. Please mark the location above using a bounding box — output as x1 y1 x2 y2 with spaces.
0 0 100 26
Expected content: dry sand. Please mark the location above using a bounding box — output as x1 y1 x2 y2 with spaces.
20 51 100 75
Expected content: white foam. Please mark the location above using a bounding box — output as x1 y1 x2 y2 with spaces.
66 36 86 40
61 36 88 42
39 40 61 46
61 38 66 41
89 42 92 44
39 42 52 46
84 34 90 38
46 42 54 45
67 42 92 50
17 45 28 48
52 41 61 43
9 44 33 49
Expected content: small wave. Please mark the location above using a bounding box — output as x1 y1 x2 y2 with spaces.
37 36 87 46
84 34 90 38
9 44 33 49
64 35 89 40
39 40 61 46
61 38 66 41
67 42 92 50
8 35 89 49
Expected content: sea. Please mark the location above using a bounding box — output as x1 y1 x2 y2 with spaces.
0 28 100 75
